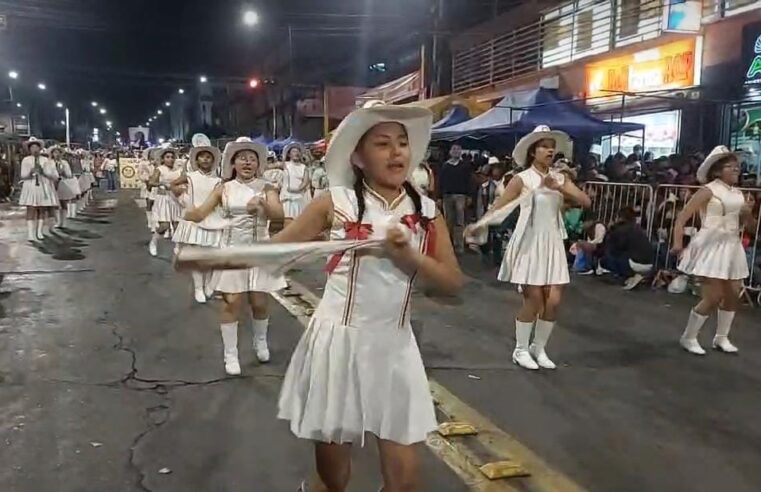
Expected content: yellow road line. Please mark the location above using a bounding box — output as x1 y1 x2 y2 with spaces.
275 278 586 492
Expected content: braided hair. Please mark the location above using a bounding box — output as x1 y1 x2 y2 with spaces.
351 164 428 227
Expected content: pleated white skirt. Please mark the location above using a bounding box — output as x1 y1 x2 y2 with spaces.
172 220 223 247
57 178 81 201
498 226 570 285
152 193 183 223
282 195 309 219
678 228 749 280
209 266 286 294
278 317 438 446
19 179 59 207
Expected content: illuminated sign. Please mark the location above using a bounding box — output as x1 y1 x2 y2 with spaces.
745 34 761 85
585 38 698 98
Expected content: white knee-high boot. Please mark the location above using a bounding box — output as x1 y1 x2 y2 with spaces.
513 319 539 370
145 211 153 231
191 271 206 304
713 309 739 353
203 271 216 298
251 318 270 363
68 202 76 218
55 208 65 229
530 319 557 369
148 232 160 257
680 309 708 355
36 217 45 239
220 321 240 375
26 219 36 241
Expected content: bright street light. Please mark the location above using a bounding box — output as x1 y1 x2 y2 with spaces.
21 115 26 120
106 120 113 126
199 75 208 83
37 83 46 90
56 102 64 108
8 71 18 79
91 101 98 107
249 78 260 89
157 109 163 115
178 88 185 94
60 120 66 125
243 10 259 26
164 101 171 107
16 102 22 108
100 108 107 114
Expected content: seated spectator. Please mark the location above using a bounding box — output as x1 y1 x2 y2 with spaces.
601 206 655 290
570 215 607 274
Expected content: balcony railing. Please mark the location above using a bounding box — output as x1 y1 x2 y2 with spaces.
702 0 760 21
452 0 668 94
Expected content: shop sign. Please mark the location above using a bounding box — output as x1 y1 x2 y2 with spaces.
743 22 761 86
585 38 698 98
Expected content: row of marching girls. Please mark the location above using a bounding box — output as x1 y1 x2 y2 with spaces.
19 137 95 241
179 103 464 492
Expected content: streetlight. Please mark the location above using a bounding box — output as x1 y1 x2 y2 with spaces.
56 102 64 108
157 109 163 115
243 9 259 26
249 78 260 89
164 101 171 107
16 102 22 108
91 101 98 107
106 120 113 126
199 75 208 83
37 83 46 90
8 70 18 79
178 88 185 94
100 108 107 114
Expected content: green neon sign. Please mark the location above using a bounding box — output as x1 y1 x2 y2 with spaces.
747 34 761 83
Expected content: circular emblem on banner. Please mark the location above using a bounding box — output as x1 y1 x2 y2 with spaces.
121 166 136 178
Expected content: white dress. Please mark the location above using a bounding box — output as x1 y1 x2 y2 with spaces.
210 179 287 294
678 180 749 280
79 159 94 191
498 167 570 286
280 161 309 218
278 185 439 446
152 165 184 223
172 171 225 247
310 166 328 198
55 160 81 201
137 161 153 200
19 156 60 207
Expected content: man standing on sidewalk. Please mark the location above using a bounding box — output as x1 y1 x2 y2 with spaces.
103 153 118 192
439 144 473 254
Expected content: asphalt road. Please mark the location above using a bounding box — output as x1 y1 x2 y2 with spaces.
1 191 760 492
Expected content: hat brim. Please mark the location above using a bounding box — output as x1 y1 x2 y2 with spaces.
156 148 178 163
23 139 44 151
325 106 433 189
696 151 735 184
189 146 222 172
221 142 268 180
511 130 571 167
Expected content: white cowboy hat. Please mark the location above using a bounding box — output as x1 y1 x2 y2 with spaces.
696 145 735 184
47 145 64 156
282 141 306 161
325 103 433 188
512 125 571 168
221 137 268 180
155 147 178 164
23 136 44 151
189 146 222 172
488 156 500 165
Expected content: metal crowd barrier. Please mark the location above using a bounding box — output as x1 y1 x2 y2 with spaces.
582 182 761 305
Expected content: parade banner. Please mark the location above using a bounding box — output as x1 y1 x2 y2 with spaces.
119 158 141 189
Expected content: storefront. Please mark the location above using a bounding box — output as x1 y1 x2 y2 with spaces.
583 36 701 158
730 20 761 174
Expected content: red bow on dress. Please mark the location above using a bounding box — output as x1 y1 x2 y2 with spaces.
325 222 373 274
400 214 436 257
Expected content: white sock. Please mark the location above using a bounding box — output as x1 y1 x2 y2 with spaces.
191 271 204 292
36 218 45 238
26 219 36 240
220 322 239 354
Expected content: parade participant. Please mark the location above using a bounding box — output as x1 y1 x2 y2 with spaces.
79 150 95 208
185 137 285 375
673 146 751 355
410 149 435 196
103 152 118 192
170 140 225 304
137 148 155 231
310 157 328 198
280 142 310 225
19 137 60 241
50 146 80 227
465 126 591 370
148 147 183 257
274 103 462 492
262 150 283 189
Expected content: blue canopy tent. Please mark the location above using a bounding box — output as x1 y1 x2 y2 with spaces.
431 88 644 141
269 136 302 155
431 104 472 129
252 135 273 146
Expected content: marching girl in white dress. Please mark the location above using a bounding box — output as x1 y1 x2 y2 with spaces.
273 103 462 492
465 126 590 371
50 146 80 228
280 143 310 225
170 143 225 304
673 146 752 355
148 147 183 257
185 137 286 375
78 151 94 209
137 148 154 230
19 137 60 241
310 158 329 199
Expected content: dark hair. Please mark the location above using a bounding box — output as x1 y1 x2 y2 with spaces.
618 206 637 223
708 154 738 181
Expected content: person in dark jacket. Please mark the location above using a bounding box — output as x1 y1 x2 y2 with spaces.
601 206 654 290
439 144 474 254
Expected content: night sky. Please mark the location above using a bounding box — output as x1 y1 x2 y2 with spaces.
0 0 499 132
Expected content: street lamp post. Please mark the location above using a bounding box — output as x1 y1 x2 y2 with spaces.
65 107 71 148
